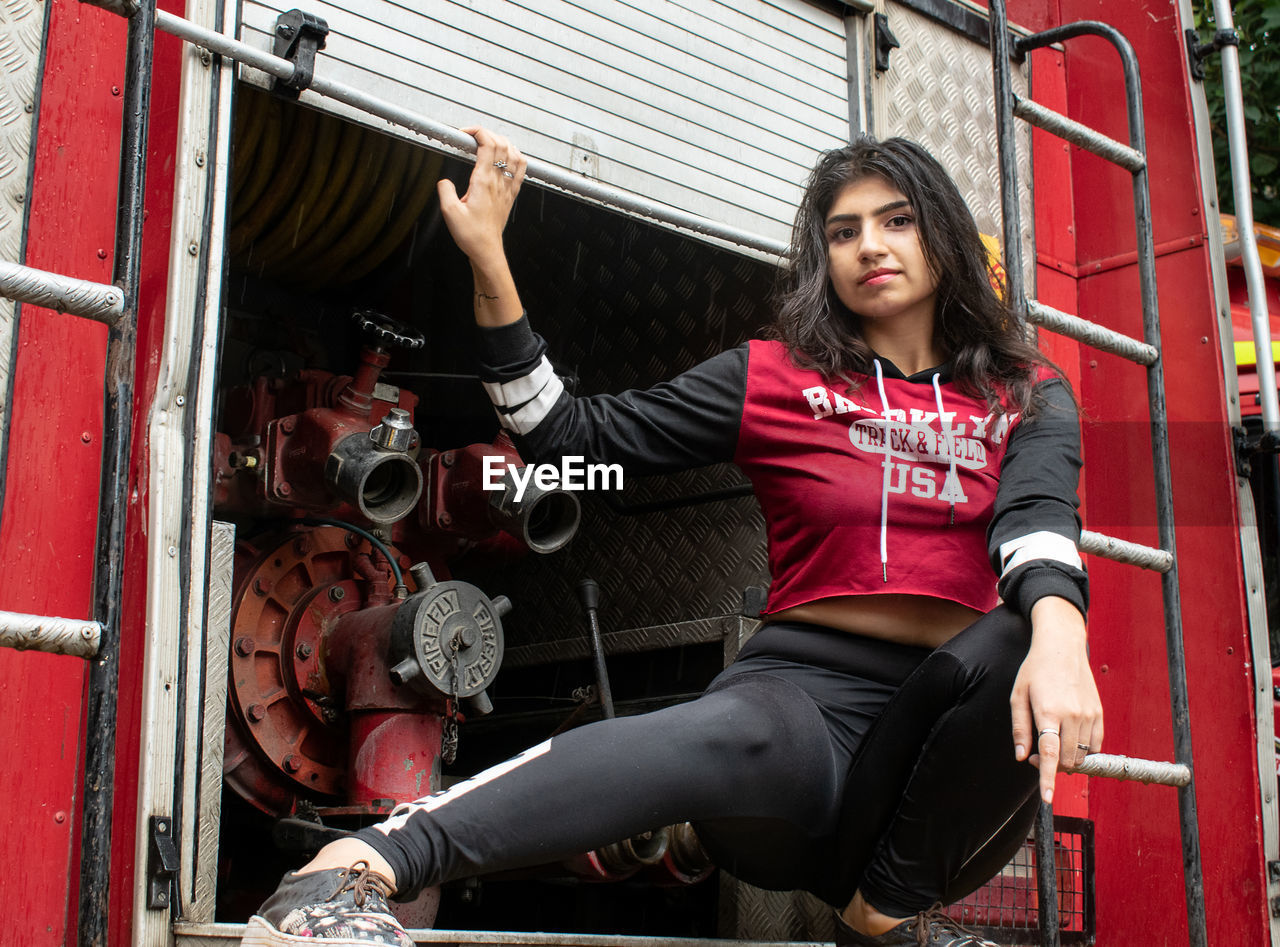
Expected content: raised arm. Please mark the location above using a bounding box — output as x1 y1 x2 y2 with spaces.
437 126 528 329
438 128 744 474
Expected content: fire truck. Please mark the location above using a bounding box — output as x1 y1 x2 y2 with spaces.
0 0 1274 943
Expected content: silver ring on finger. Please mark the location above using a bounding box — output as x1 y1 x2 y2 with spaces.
502 170 514 178
1076 743 1090 752
493 160 508 169
1038 728 1059 739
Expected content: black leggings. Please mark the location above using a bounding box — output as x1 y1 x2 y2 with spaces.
355 607 1040 917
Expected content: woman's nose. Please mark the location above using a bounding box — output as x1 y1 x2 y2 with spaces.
859 228 887 259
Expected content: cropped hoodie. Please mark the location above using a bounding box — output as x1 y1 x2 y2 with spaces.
476 315 1087 621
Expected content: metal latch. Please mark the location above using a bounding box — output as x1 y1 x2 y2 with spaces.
272 9 330 97
147 816 179 910
874 13 900 72
1232 425 1280 479
1184 27 1239 82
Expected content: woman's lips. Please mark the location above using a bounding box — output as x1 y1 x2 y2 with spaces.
861 270 898 286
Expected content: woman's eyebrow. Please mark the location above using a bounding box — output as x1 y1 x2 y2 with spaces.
874 199 911 216
825 200 912 226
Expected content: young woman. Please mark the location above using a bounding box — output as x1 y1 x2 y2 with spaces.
242 129 1102 947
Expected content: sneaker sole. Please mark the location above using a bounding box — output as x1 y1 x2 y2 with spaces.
240 915 413 946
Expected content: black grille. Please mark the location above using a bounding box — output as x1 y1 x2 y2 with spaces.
949 816 1095 945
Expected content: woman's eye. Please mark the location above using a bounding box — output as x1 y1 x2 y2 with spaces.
887 214 914 228
831 227 856 241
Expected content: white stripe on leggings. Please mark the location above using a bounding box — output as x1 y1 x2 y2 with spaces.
374 739 553 835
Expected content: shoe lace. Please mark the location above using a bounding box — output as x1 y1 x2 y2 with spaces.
905 904 994 946
331 860 394 908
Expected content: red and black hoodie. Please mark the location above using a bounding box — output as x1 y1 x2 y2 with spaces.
477 314 1086 622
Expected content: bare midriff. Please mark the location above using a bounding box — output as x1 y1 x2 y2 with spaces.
767 594 984 649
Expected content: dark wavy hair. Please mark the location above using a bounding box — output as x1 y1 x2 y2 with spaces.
771 136 1052 415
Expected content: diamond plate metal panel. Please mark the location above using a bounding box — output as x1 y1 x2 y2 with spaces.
718 874 833 942
466 485 767 649
502 616 748 669
0 0 44 498
875 3 1035 284
449 199 774 649
190 521 235 922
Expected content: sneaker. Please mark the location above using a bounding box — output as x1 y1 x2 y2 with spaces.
834 904 999 947
241 861 413 946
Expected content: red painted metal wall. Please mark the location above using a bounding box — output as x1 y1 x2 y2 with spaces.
0 1 123 942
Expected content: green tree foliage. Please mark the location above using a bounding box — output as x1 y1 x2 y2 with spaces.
1193 0 1280 224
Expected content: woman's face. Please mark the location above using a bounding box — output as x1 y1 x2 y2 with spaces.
823 174 939 330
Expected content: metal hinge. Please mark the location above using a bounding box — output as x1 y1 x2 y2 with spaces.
147 816 179 910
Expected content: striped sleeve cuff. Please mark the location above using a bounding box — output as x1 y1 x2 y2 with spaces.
998 530 1082 578
482 355 556 407
490 369 565 435
476 315 564 435
997 530 1087 619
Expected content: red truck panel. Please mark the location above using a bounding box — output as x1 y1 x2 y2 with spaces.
0 1 124 942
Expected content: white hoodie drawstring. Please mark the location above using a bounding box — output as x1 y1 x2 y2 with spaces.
874 359 891 583
932 373 958 525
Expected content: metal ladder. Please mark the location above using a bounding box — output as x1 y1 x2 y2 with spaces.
0 2 156 944
985 2 1206 945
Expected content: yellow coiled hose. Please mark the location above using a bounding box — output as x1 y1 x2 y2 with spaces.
229 86 444 286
